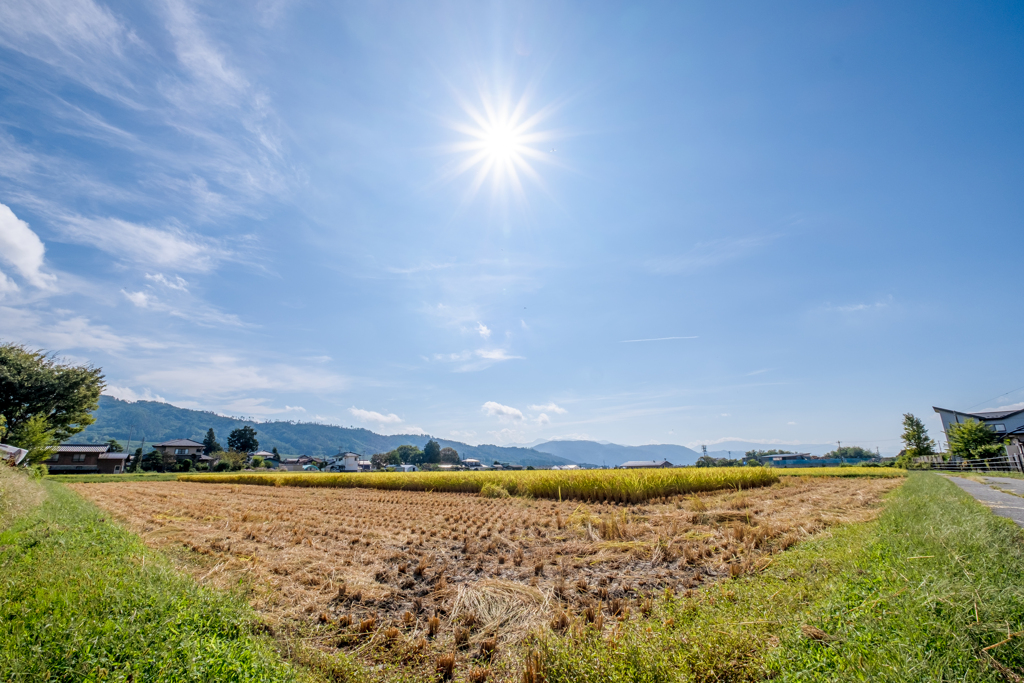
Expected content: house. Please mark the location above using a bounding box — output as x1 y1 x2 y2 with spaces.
46 444 128 474
279 455 321 471
934 406 1024 469
357 459 372 472
619 460 674 469
154 439 206 464
250 450 275 460
399 464 418 472
552 464 579 471
325 452 361 472
462 459 482 469
0 444 28 466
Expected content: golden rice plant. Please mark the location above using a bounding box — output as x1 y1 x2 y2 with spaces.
178 466 779 503
774 467 905 478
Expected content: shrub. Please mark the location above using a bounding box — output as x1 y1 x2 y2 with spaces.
178 459 192 472
214 461 230 472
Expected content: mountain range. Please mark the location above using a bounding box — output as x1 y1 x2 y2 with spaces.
76 397 573 468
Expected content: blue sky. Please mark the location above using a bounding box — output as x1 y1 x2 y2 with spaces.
1 1 1023 454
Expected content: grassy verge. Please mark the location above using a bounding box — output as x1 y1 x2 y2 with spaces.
530 473 1024 682
0 468 307 682
775 466 906 477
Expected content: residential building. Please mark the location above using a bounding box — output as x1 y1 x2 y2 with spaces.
279 455 322 471
619 460 673 469
933 406 1024 469
154 439 206 465
47 444 128 474
399 464 418 472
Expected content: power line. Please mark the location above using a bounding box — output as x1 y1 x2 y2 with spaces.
967 383 1024 410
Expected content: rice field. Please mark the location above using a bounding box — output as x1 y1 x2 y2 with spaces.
70 474 901 675
774 467 906 478
178 466 780 503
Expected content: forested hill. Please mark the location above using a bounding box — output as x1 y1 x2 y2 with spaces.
75 396 572 468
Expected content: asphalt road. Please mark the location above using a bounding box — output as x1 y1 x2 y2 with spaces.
946 476 1024 527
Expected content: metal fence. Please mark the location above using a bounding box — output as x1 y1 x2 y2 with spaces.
925 454 1022 474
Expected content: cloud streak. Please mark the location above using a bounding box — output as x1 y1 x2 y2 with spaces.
619 336 697 343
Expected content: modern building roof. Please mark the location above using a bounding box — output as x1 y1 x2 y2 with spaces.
619 460 673 468
154 439 205 447
933 406 1024 421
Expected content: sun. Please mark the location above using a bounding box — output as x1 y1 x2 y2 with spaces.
441 85 559 203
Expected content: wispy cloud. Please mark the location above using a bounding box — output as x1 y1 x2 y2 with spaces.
528 402 567 414
645 236 773 274
349 407 403 424
60 214 232 271
103 386 167 403
476 322 491 339
482 401 524 421
619 336 697 343
433 347 524 372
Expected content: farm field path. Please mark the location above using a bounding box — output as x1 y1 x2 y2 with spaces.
946 476 1024 527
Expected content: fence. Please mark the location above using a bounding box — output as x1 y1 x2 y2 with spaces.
924 454 1023 474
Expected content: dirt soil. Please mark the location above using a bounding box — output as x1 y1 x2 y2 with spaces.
71 477 899 645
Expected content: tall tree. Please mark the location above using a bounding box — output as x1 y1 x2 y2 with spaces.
439 446 460 464
423 439 441 464
901 413 936 457
0 343 104 444
15 414 58 464
105 438 124 453
948 419 1005 460
202 428 221 454
227 426 259 453
393 444 423 464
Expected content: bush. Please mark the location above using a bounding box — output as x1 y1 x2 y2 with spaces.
178 459 192 472
480 483 511 499
195 462 209 471
27 463 48 479
214 462 230 472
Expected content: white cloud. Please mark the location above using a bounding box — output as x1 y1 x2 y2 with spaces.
487 428 524 444
449 430 477 442
135 354 347 396
0 306 165 352
146 273 189 291
434 347 524 372
482 401 524 421
103 386 167 403
0 202 56 290
60 214 230 271
349 407 403 424
476 322 491 339
218 398 306 417
122 290 152 308
474 348 521 361
536 413 551 425
528 402 567 415
787 421 797 425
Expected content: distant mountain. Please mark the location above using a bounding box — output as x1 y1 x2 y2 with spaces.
698 441 842 457
530 440 701 467
76 396 574 468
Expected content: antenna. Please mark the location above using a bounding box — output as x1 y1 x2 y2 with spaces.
702 445 708 457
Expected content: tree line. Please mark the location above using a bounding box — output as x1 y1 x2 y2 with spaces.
369 440 460 470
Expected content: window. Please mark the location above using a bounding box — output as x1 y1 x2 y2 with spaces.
175 448 188 455
992 424 1006 433
72 453 85 462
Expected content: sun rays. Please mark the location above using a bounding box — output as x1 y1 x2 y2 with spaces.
441 85 560 206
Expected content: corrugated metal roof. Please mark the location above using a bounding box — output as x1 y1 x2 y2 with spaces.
57 444 109 453
154 439 204 447
619 460 673 468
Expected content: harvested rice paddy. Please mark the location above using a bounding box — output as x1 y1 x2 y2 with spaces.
71 475 900 676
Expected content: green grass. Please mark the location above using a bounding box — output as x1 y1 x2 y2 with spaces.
0 468 307 682
531 473 1024 682
178 467 779 503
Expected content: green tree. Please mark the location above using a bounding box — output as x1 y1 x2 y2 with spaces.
0 414 7 441
423 440 441 464
948 419 1006 460
105 438 124 453
216 451 246 471
745 449 794 458
0 343 104 444
393 444 423 465
227 426 258 453
12 413 58 464
271 447 279 457
202 428 221 454
439 446 460 464
824 446 876 461
900 413 936 457
250 455 264 468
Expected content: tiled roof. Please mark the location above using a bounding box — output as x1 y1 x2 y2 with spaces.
154 439 204 447
57 444 109 453
620 460 673 468
98 452 128 459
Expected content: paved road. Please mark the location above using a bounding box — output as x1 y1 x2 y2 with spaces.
945 476 1024 527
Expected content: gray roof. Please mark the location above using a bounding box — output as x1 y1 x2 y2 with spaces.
619 460 673 468
57 444 110 453
934 406 1024 421
98 451 128 460
154 439 204 447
